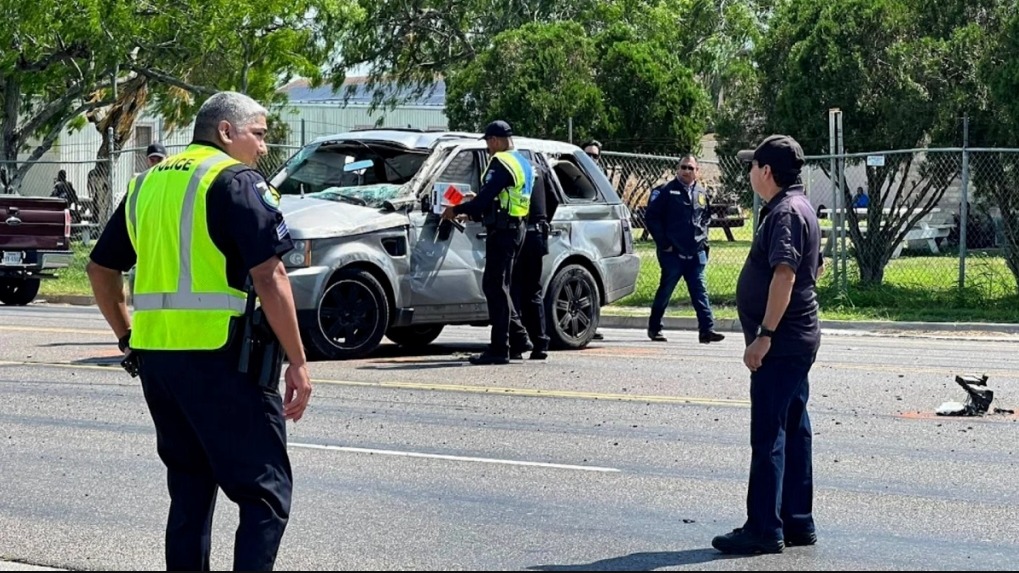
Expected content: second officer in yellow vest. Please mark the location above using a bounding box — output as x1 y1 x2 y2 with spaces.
86 91 311 571
442 120 534 365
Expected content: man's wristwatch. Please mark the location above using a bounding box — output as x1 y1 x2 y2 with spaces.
756 326 776 339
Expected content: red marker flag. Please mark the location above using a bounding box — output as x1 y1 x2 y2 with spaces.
444 185 464 205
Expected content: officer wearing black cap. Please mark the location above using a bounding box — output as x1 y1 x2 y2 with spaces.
712 134 823 555
146 142 167 167
442 120 534 365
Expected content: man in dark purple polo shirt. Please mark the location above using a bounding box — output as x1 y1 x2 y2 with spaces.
712 134 823 555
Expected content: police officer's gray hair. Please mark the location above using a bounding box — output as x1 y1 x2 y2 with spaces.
679 154 698 164
193 91 268 140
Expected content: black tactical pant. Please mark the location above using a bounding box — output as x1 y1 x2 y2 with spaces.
482 224 527 357
137 349 292 571
510 227 550 352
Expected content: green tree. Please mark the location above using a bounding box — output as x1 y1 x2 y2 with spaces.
596 39 710 155
973 1 1019 293
0 0 355 217
444 21 605 142
724 0 988 285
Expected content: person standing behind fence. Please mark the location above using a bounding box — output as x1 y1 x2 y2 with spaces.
146 142 168 167
711 134 822 555
643 154 724 344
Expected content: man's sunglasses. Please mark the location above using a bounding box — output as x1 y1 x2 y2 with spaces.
586 152 600 160
679 165 696 171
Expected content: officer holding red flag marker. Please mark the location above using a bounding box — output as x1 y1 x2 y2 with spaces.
442 120 533 365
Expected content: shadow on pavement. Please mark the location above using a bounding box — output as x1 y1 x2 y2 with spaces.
527 548 751 571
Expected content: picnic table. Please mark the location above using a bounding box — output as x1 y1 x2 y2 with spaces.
820 207 956 259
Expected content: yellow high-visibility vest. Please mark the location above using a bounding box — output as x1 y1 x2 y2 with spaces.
124 144 247 350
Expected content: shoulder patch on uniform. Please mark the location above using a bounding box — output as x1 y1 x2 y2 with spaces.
484 169 494 184
254 180 281 211
650 188 661 202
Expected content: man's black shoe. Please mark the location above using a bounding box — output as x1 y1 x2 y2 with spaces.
530 350 548 360
592 331 604 340
510 341 533 360
699 331 725 344
648 330 667 342
783 530 817 547
468 352 509 365
711 528 784 555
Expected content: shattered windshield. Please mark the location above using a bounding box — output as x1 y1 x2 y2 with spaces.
274 141 430 207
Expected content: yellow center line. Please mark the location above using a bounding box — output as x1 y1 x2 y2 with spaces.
0 359 750 407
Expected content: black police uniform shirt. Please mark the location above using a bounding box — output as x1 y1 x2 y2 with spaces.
526 160 549 225
452 157 513 221
643 178 711 258
735 184 822 357
89 141 294 292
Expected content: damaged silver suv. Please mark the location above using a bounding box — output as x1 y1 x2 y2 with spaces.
269 129 640 360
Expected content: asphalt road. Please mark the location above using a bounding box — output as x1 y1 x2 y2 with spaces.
2 304 1018 571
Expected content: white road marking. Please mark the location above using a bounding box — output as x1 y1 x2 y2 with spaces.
290 442 621 473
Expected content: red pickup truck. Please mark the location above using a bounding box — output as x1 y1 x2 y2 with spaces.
0 196 74 305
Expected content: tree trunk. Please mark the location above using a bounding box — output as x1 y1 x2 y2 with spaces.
86 76 149 224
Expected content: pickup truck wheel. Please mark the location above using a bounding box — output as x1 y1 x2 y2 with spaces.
386 325 444 348
545 264 600 350
304 268 389 360
0 278 41 306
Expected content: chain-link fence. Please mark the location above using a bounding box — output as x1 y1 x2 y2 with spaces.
601 147 1019 309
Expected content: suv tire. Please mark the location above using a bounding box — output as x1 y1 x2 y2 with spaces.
545 264 600 350
0 278 41 306
304 268 389 360
386 325 444 348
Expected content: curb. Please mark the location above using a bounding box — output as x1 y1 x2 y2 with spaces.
598 313 1019 336
33 296 1019 336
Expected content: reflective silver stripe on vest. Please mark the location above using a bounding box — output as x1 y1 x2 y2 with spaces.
126 170 148 239
178 154 232 293
132 292 247 312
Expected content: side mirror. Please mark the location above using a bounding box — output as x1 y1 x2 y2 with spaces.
344 159 374 173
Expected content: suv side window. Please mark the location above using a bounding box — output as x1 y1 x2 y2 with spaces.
551 154 602 203
435 150 481 194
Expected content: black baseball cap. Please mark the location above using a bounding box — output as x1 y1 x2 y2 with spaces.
481 120 513 139
736 134 804 176
146 142 167 159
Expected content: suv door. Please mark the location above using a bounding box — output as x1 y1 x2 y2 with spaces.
404 145 490 322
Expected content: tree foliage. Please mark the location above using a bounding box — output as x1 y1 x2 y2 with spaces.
721 0 996 285
444 21 604 142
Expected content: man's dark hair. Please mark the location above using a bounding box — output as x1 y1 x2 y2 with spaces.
774 171 800 187
581 140 602 150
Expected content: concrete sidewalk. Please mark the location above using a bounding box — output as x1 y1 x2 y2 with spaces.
599 311 1019 337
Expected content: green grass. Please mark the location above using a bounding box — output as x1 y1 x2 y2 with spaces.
616 225 1019 323
39 242 94 297
42 231 1019 323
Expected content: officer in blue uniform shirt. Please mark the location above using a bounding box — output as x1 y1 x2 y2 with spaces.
643 154 725 344
442 120 533 365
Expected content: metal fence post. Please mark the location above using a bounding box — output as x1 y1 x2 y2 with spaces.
301 118 306 146
958 116 970 291
106 127 116 226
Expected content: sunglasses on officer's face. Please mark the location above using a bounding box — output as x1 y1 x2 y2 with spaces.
679 164 696 171
586 152 600 160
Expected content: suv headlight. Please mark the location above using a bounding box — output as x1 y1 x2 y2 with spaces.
285 239 312 268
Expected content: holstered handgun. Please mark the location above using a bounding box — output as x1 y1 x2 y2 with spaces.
237 277 286 390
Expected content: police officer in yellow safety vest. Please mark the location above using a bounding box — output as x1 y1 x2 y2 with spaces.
442 120 534 365
86 91 312 571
